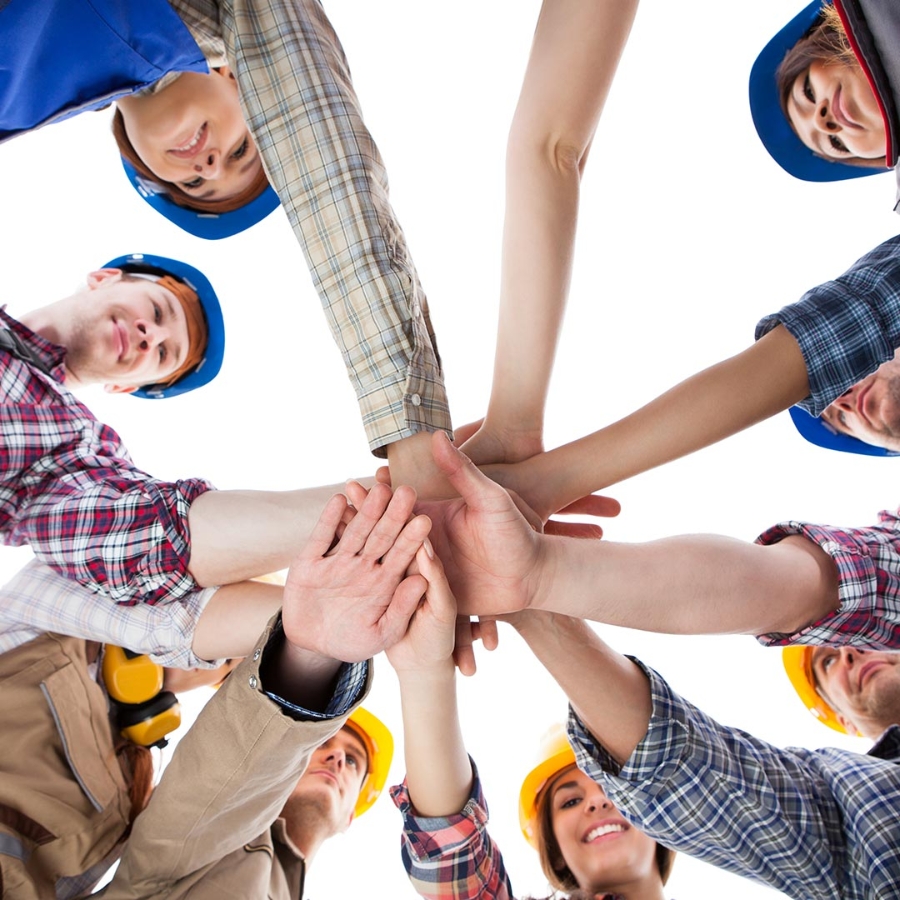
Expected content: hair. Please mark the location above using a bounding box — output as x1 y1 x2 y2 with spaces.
114 740 155 825
530 777 674 897
111 107 270 213
775 3 886 168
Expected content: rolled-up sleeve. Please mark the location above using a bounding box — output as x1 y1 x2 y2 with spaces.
756 234 900 415
211 0 452 455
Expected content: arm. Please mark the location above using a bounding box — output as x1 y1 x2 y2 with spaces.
510 613 874 898
426 433 841 640
492 233 900 518
213 0 451 460
463 0 639 466
487 324 809 519
387 546 515 900
104 482 429 898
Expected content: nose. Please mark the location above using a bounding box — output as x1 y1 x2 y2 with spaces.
585 787 612 813
193 149 222 178
135 319 166 353
832 384 857 412
839 647 865 667
322 746 346 771
814 98 840 134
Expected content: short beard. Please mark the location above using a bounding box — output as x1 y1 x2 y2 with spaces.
281 791 343 851
883 374 900 440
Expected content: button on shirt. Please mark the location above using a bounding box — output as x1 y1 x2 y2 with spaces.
0 308 212 604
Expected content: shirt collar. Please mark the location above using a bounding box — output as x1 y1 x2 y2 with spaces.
0 306 68 383
867 724 900 760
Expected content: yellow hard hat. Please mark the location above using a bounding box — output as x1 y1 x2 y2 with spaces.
782 646 859 736
345 707 394 818
518 725 576 848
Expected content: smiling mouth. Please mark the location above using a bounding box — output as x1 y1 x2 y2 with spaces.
168 123 208 159
583 823 626 843
113 320 127 361
858 661 885 690
832 87 858 130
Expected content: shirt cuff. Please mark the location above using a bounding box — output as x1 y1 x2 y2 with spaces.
390 758 487 862
261 618 367 720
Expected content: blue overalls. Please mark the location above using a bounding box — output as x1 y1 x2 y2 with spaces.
0 0 207 143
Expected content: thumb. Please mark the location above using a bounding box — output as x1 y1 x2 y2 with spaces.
431 431 496 510
378 574 427 650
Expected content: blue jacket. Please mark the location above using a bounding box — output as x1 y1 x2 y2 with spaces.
0 0 207 143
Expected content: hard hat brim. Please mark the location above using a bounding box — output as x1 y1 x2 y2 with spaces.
789 405 900 457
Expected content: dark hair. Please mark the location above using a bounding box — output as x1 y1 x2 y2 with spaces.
775 4 886 168
530 774 674 897
111 107 270 213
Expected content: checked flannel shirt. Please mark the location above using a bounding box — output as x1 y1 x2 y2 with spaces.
391 764 515 900
755 509 900 649
570 661 900 900
757 233 900 417
170 0 452 456
392 764 656 900
0 308 212 605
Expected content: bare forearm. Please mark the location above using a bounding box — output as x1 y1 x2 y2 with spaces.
187 481 364 586
514 612 650 764
396 664 473 817
529 531 839 637
488 0 639 435
191 580 284 661
516 325 809 513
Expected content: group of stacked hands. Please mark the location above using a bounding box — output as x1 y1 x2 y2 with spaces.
4 1 900 898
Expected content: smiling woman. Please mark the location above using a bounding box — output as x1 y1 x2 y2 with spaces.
113 67 270 214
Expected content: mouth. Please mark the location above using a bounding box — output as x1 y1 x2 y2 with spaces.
167 122 208 159
308 769 340 788
582 821 627 843
112 319 127 361
857 660 885 691
832 86 859 130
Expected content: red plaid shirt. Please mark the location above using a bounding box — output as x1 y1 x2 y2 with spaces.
0 308 212 604
757 508 900 648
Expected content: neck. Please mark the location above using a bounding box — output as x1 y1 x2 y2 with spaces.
281 797 336 863
18 302 64 348
586 876 666 900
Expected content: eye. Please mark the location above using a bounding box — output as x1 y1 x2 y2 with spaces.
158 344 167 364
182 176 204 190
803 72 814 103
828 134 849 154
231 137 249 160
153 302 162 325
346 752 359 769
837 410 847 427
559 796 581 810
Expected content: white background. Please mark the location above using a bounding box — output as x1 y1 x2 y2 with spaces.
2 0 900 896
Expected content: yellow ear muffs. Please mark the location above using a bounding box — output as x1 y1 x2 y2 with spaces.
116 692 181 749
102 645 164 705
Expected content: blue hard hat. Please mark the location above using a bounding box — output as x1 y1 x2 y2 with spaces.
121 158 280 240
748 0 888 183
789 405 900 456
102 253 225 399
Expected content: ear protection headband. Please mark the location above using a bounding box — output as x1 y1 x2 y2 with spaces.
101 646 181 749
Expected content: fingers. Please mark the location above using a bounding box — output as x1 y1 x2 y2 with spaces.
358 485 419 561
374 465 391 485
452 418 485 446
379 574 427 648
344 479 370 509
413 541 456 620
453 616 477 677
475 617 499 651
545 520 604 539
304 493 350 559
380 512 432 576
431 431 507 515
554 494 621 519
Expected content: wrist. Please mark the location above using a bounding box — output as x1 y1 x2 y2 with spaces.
394 659 455 685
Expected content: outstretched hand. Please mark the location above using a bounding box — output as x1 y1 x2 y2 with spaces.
410 432 545 618
281 483 431 662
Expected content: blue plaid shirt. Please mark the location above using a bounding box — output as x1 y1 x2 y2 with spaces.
757 234 900 416
569 660 900 900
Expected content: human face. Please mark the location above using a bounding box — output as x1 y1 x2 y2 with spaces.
290 727 369 829
548 767 660 895
64 269 190 392
820 352 900 451
811 647 900 738
116 68 262 202
786 60 885 160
